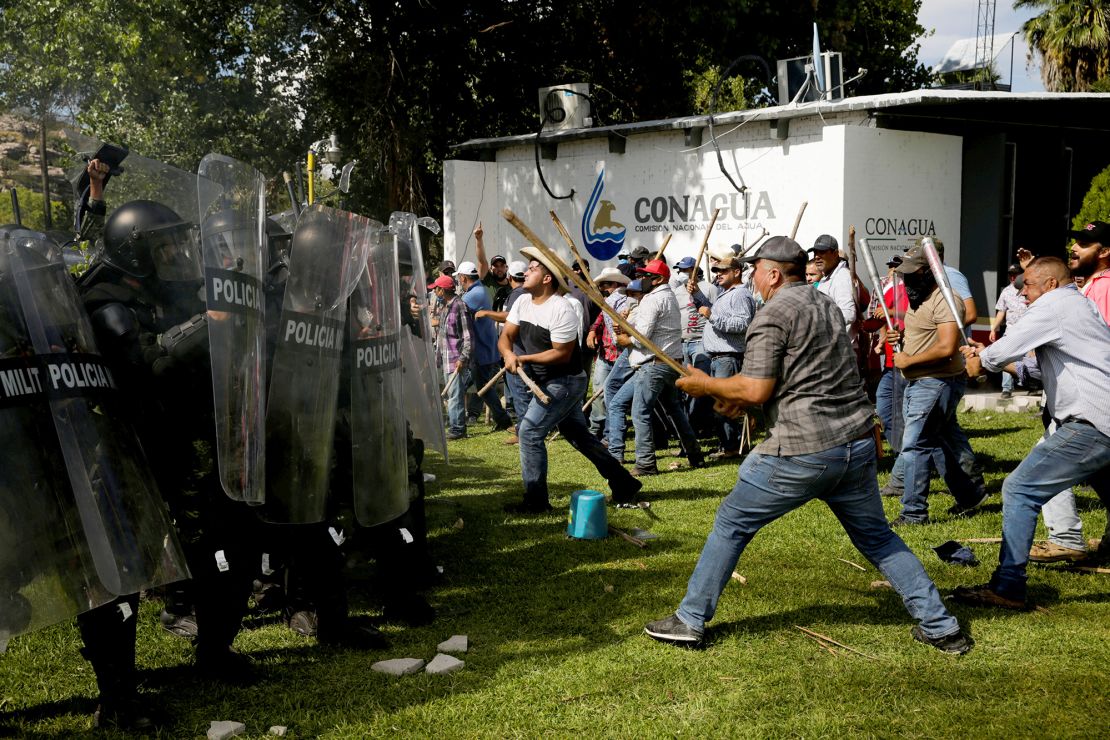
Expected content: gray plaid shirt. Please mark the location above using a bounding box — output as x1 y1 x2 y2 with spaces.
742 281 874 456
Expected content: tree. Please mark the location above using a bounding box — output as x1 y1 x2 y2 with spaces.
1073 161 1110 230
1017 0 1110 91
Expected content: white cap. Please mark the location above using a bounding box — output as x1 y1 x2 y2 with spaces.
456 260 479 277
508 260 527 279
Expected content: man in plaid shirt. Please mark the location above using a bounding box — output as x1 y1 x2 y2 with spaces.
585 267 630 437
431 274 474 439
644 236 971 655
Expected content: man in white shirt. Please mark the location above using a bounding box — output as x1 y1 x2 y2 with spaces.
811 234 857 347
956 256 1110 608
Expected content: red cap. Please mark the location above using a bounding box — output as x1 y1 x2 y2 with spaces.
637 259 670 281
432 274 456 290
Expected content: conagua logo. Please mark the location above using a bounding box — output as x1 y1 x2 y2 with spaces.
580 170 626 261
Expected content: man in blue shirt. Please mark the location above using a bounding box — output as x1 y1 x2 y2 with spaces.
455 260 512 436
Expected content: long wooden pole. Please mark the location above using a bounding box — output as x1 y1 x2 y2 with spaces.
689 207 722 290
581 385 605 412
516 366 551 404
653 233 673 262
549 212 601 293
790 201 808 240
440 367 460 398
477 365 508 397
502 208 688 376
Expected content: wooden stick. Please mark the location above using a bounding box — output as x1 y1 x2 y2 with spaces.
793 626 879 661
959 538 1002 544
502 209 688 376
608 525 646 548
581 385 605 412
1064 566 1110 575
440 368 460 398
688 207 722 290
653 233 673 261
836 558 867 572
549 212 603 302
739 226 767 256
516 365 551 404
477 365 508 396
790 201 808 240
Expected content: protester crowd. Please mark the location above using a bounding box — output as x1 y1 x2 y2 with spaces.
429 221 1110 654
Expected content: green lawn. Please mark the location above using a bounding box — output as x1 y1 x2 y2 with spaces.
2 407 1108 738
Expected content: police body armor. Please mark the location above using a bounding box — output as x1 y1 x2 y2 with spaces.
0 229 189 640
389 212 447 459
348 222 408 527
265 204 373 523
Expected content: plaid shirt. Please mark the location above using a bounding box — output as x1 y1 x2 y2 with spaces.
741 281 874 456
438 295 473 370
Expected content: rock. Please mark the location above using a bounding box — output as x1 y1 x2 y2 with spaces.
0 142 28 162
425 653 464 675
437 634 468 653
870 580 892 590
371 657 425 676
207 720 246 740
269 726 288 736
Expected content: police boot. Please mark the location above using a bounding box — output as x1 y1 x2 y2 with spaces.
77 596 159 731
160 581 198 639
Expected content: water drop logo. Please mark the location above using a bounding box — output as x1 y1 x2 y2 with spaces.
580 170 626 261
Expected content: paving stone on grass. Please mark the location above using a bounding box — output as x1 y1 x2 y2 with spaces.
426 653 465 675
371 657 426 676
269 726 288 736
437 634 468 653
207 720 246 740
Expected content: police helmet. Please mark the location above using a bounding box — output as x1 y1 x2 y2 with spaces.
103 199 201 281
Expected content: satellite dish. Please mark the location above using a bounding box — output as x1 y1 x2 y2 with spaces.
812 22 826 93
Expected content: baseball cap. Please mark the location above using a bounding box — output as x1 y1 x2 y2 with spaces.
636 258 671 281
490 254 507 265
674 256 696 270
1068 220 1110 243
431 274 456 290
885 255 903 268
895 245 930 274
1007 263 1022 275
437 260 455 275
740 235 807 266
629 245 650 259
456 260 479 277
811 234 839 253
508 260 527 279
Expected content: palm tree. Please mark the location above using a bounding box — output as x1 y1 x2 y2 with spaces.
1017 0 1110 91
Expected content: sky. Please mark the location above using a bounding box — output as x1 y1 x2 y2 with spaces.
916 0 1045 92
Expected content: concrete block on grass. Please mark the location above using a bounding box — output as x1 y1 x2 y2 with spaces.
208 720 246 740
371 657 426 676
269 726 288 736
437 634 468 653
426 653 465 675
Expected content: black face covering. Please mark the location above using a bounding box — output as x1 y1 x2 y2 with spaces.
902 270 937 310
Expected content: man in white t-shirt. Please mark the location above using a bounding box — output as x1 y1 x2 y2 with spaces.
498 247 641 514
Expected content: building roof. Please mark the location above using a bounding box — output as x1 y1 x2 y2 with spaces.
452 89 1110 154
934 33 1018 74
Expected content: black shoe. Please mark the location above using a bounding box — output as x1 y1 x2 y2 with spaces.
446 431 467 441
159 610 198 639
890 514 929 527
503 500 554 515
911 625 974 655
947 492 988 518
644 614 704 647
288 609 319 637
94 695 158 732
251 580 286 613
493 418 513 432
195 646 256 684
999 391 1012 399
880 483 903 498
318 621 390 650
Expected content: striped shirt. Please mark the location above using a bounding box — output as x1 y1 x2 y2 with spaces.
702 284 757 355
981 284 1110 437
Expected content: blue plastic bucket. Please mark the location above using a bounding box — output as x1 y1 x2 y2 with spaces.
567 489 608 540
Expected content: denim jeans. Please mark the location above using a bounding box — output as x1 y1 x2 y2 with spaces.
505 371 532 434
674 436 960 639
518 372 639 506
684 339 713 433
875 367 904 451
1001 371 1015 393
893 376 984 522
471 361 512 428
632 363 702 469
445 365 469 436
710 353 744 452
588 357 612 436
605 350 635 458
990 421 1110 600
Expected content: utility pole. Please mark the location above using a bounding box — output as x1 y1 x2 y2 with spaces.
975 0 997 90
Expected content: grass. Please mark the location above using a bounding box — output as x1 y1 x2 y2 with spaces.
2 406 1108 738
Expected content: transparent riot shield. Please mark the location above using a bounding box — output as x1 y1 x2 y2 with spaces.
197 154 267 504
265 204 372 523
0 232 189 638
349 224 409 526
389 211 447 459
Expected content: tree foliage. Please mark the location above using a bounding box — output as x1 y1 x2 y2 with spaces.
1073 161 1110 229
1017 0 1110 91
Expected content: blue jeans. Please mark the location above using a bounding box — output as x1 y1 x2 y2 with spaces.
710 353 744 452
588 357 612 436
1001 371 1015 393
675 436 960 640
875 367 904 451
518 372 639 506
684 339 713 432
471 361 512 427
505 371 532 433
632 363 702 469
990 421 1110 600
893 376 984 522
445 365 468 436
605 350 635 457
